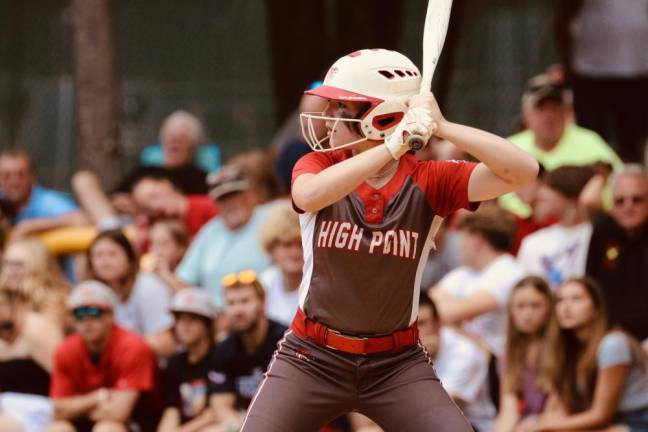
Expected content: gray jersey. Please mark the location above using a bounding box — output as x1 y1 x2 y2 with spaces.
293 151 477 335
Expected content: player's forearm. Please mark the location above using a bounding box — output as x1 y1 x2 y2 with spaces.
292 144 394 213
436 121 538 187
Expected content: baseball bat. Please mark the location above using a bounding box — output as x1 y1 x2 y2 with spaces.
405 0 454 151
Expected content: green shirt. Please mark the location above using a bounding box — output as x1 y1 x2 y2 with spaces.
500 124 621 217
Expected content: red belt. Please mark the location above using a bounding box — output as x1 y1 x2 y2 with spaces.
291 308 419 355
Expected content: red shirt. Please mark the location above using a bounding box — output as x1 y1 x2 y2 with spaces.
184 195 218 237
50 325 157 397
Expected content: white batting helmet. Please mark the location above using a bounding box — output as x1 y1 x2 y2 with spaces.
301 49 421 152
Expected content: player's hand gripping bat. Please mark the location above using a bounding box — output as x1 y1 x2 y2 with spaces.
405 0 454 151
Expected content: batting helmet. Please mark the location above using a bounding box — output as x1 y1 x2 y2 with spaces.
301 49 421 152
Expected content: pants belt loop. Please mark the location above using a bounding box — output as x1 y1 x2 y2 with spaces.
313 322 327 346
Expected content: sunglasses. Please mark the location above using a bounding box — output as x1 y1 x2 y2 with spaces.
613 195 646 206
0 320 14 332
72 306 107 321
221 270 259 288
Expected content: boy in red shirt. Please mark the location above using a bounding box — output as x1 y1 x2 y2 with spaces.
48 281 160 432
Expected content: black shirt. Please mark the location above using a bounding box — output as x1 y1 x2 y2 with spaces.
163 349 213 424
586 215 648 340
0 358 50 396
208 319 287 410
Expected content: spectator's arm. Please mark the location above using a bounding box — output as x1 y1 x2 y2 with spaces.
493 391 520 432
209 393 241 430
157 406 217 432
535 364 629 431
145 328 176 358
427 287 499 324
71 170 120 227
89 389 139 423
52 391 100 420
12 211 88 237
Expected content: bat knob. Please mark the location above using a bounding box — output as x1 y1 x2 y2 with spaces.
405 134 426 151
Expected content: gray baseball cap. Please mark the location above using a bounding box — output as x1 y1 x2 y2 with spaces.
68 280 119 310
207 165 250 200
169 288 217 320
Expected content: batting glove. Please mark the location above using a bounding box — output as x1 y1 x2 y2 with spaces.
385 107 437 159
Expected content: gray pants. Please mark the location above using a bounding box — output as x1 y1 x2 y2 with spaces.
241 331 473 432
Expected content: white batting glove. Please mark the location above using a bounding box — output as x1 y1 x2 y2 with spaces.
385 107 437 159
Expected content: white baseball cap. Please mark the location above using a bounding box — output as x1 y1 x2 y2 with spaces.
68 280 119 310
169 288 217 320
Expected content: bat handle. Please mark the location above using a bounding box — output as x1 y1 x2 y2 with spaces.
405 134 426 151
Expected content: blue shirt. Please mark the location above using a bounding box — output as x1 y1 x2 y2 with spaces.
175 202 274 306
13 185 78 224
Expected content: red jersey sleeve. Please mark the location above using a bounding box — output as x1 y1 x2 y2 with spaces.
50 340 79 398
414 159 479 217
112 337 157 391
291 151 350 213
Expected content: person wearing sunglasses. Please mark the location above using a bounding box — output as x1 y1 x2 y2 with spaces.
157 288 218 432
587 164 648 345
48 280 160 432
206 270 287 432
0 288 62 432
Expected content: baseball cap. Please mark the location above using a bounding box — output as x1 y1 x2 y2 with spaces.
207 165 250 200
522 74 566 106
169 288 217 320
67 280 119 310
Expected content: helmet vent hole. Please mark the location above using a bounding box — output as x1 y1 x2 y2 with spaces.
377 116 395 127
405 70 414 77
394 70 406 78
378 70 395 79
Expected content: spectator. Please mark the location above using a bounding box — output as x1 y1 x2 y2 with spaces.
141 218 190 294
494 276 553 432
175 166 273 306
0 288 63 432
429 205 526 356
227 149 284 203
517 165 595 288
586 164 648 341
499 74 621 218
87 230 175 357
0 150 87 236
508 163 559 255
207 270 287 430
139 110 217 194
130 169 217 237
556 1 648 162
523 278 648 431
48 281 159 432
158 289 218 432
418 294 495 432
258 200 302 326
420 223 462 290
0 238 71 326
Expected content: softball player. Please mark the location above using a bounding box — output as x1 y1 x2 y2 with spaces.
241 49 539 431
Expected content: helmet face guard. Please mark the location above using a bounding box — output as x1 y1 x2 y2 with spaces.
300 49 420 152
300 99 407 152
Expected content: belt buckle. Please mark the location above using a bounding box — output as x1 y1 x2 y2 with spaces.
326 329 369 355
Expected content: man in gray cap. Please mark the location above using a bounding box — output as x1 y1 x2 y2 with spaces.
47 281 159 432
175 164 274 307
158 288 219 432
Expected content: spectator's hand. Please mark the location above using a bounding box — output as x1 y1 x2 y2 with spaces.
514 415 539 432
110 192 138 215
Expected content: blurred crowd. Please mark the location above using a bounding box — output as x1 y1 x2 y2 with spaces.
0 4 647 429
